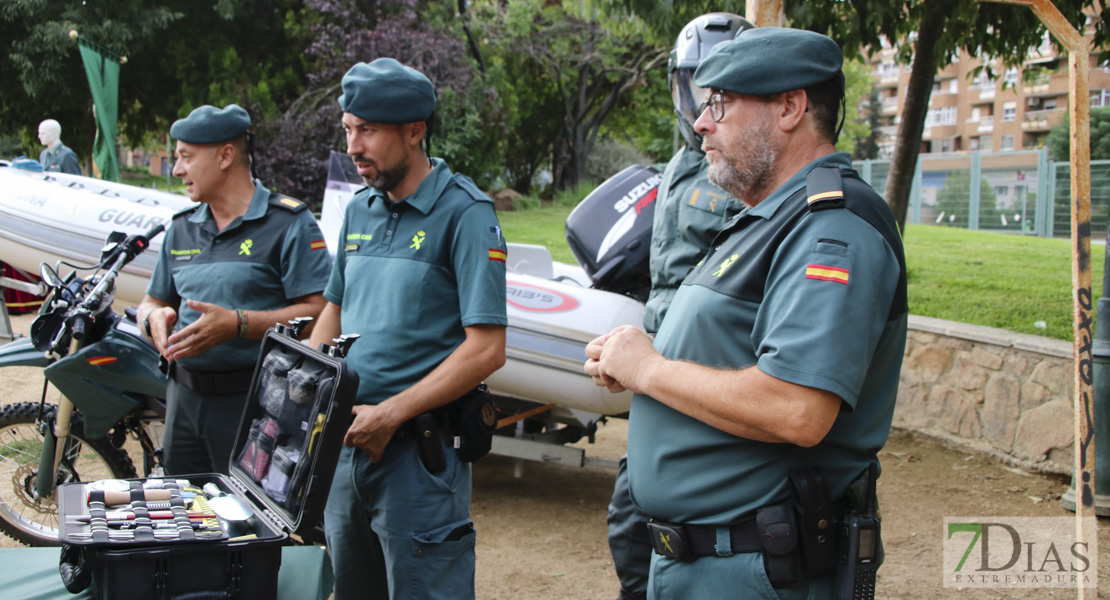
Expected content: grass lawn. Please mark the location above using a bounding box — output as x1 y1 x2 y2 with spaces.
498 202 1104 342
903 224 1103 341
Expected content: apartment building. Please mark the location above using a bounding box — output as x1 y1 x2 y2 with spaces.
867 19 1110 160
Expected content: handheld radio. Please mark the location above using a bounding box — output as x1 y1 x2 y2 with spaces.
834 463 882 600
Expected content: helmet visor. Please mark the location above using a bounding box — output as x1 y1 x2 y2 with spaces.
671 68 708 131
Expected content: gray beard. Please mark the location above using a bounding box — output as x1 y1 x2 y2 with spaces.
706 121 779 204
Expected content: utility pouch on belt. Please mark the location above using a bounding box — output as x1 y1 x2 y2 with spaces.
451 384 498 463
756 503 801 587
788 466 839 577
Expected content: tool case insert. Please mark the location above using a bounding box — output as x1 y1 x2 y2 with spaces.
58 320 358 599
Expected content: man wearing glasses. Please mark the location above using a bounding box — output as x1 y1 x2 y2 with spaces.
585 28 907 599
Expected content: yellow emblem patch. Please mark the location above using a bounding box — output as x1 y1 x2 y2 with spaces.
410 230 426 250
712 254 739 277
239 239 253 255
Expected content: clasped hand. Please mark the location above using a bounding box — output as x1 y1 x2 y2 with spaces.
583 325 661 395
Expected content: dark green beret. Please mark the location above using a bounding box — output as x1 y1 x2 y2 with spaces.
170 104 251 144
694 27 843 96
338 58 435 124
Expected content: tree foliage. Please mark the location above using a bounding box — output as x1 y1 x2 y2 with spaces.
0 0 311 165
788 0 1107 233
1046 106 1110 162
473 0 667 191
252 0 494 204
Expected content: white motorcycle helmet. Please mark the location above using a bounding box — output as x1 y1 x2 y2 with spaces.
668 13 754 151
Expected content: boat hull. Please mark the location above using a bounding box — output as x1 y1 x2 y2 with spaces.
0 167 641 416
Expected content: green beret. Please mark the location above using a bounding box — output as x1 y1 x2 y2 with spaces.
694 28 843 96
170 104 251 144
338 58 435 124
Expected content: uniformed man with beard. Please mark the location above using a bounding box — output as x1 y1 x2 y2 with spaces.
309 58 507 600
585 28 908 599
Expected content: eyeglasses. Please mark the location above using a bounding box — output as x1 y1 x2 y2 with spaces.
697 91 727 123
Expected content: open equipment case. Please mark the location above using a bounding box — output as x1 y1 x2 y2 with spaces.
57 318 359 600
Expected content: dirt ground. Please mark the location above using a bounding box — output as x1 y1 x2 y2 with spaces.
2 312 1108 598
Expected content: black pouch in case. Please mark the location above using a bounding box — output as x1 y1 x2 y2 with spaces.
756 503 802 587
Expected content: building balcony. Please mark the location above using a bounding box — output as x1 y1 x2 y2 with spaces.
881 97 899 115
978 116 994 132
1021 108 1064 131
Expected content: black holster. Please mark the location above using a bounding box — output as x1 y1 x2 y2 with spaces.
411 411 446 472
788 466 839 577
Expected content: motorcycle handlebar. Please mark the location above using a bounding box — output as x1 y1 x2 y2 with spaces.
125 223 166 258
70 312 92 342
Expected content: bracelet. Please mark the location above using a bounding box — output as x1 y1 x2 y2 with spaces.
235 309 249 338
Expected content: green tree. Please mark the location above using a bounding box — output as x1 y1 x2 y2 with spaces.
1046 106 1110 162
474 0 667 191
789 0 1107 233
0 0 310 162
855 86 883 160
0 0 182 160
590 0 1109 233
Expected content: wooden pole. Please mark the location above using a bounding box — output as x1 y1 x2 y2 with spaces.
978 2 1094 598
745 0 783 27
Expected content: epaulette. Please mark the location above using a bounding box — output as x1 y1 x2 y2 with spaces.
452 173 493 204
270 195 308 213
805 166 846 212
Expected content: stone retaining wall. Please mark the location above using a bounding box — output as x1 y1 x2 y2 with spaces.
896 315 1075 475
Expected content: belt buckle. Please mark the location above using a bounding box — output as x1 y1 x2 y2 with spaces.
647 519 691 561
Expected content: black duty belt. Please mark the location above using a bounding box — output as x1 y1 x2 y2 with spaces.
647 518 763 561
170 363 254 395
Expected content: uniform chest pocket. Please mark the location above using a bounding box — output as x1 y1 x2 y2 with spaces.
814 238 849 258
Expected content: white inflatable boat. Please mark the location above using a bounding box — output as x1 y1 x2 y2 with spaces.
0 160 658 426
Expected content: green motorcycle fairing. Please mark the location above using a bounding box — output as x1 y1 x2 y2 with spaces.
44 323 167 439
0 336 49 367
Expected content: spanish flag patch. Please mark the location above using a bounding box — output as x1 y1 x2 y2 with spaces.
805 264 849 285
310 239 327 250
489 248 507 262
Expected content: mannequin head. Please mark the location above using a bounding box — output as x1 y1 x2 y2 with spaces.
38 119 62 148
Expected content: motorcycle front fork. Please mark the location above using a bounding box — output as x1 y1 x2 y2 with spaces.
34 337 80 500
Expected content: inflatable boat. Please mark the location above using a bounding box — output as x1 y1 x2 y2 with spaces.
0 156 660 439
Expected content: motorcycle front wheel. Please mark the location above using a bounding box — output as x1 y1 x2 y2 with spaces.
0 402 136 546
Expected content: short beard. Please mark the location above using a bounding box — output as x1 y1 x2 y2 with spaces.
707 119 780 205
358 153 410 192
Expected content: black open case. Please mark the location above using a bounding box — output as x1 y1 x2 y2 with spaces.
57 320 359 599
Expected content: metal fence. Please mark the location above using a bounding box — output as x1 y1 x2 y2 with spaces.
853 151 1110 239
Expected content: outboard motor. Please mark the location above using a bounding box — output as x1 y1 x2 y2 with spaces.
565 165 661 301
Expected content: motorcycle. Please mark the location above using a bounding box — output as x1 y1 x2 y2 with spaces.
0 225 168 546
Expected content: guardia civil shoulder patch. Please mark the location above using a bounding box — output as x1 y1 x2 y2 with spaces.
310 239 327 250
805 264 849 285
488 248 506 262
